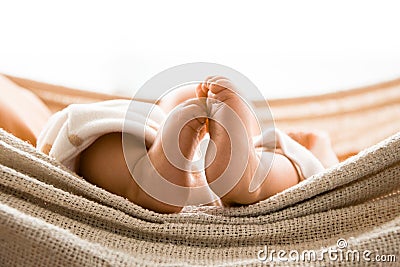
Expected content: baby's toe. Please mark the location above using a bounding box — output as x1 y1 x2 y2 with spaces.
196 83 208 99
206 76 237 95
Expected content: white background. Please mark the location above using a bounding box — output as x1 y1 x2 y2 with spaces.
1 0 400 99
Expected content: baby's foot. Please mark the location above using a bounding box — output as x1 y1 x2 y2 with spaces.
287 130 339 167
131 98 208 212
80 99 208 214
196 76 267 205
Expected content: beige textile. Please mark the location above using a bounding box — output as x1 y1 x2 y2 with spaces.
1 75 400 266
1 128 399 266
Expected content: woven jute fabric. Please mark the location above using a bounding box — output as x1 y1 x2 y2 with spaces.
1 75 400 266
1 127 399 266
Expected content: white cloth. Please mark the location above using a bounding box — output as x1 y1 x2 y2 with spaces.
254 128 325 179
37 100 165 171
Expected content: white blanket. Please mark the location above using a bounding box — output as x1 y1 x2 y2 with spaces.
37 100 166 171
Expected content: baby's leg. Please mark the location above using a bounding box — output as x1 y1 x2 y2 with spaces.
79 99 207 213
197 77 300 206
0 75 52 145
157 84 199 113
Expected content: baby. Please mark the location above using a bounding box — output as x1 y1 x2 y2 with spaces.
0 75 338 213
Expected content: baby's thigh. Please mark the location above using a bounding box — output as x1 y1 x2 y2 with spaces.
78 132 140 201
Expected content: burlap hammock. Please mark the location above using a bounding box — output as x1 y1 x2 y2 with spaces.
0 76 399 266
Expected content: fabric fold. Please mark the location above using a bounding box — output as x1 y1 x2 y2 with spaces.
36 100 165 171
253 128 325 179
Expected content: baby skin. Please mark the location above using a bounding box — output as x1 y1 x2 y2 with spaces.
62 77 338 212
0 75 338 213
